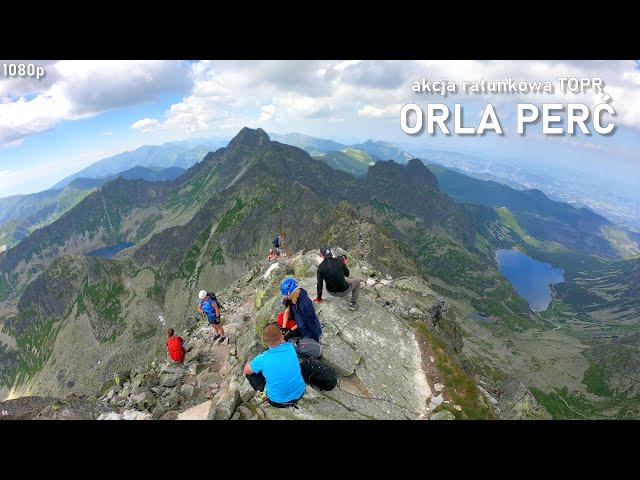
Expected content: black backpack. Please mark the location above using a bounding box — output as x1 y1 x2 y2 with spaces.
300 357 337 391
272 236 280 249
207 290 223 310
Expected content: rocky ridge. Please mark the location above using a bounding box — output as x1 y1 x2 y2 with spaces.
1 248 498 420
84 249 495 420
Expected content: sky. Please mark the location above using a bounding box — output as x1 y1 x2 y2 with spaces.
0 60 639 199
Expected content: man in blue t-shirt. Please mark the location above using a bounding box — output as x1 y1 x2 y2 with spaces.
243 323 306 407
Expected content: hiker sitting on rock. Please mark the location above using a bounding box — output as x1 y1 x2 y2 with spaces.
280 277 322 342
198 289 226 343
166 328 188 364
268 248 278 261
314 246 362 311
243 323 306 408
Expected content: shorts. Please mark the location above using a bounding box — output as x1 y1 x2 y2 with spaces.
206 315 220 325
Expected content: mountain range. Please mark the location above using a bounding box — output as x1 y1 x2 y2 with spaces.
0 128 638 419
52 141 225 189
0 166 187 251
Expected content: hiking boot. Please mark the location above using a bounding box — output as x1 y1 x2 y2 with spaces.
212 334 221 341
216 336 226 344
349 302 359 311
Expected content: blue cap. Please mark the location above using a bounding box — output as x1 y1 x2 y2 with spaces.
280 277 299 296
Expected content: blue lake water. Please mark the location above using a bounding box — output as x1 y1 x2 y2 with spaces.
86 242 135 259
495 248 564 312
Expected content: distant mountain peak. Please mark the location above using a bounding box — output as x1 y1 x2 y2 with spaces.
227 127 270 149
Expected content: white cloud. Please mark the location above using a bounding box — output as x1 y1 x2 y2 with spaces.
5 59 639 151
358 104 403 118
131 118 161 133
0 60 191 146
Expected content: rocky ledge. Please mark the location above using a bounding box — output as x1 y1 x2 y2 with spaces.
3 249 495 420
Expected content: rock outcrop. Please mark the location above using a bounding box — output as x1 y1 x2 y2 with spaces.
2 248 495 420
87 249 493 420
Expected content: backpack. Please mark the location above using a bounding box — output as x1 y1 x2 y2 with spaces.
272 236 280 249
289 337 322 359
300 357 337 391
277 311 297 330
207 291 223 310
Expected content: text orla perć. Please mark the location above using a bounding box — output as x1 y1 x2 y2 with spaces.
400 103 615 136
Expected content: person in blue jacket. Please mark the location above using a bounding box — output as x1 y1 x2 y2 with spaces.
279 277 322 342
198 289 226 343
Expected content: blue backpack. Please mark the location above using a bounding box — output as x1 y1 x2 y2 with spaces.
272 236 280 248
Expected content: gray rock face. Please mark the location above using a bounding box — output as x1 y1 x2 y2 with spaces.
261 251 434 419
198 371 221 389
429 410 456 420
237 405 254 420
180 384 195 400
160 373 182 388
320 335 362 377
428 394 444 411
238 377 255 403
214 388 240 420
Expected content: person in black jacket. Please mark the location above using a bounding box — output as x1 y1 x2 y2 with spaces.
314 246 362 311
280 277 322 341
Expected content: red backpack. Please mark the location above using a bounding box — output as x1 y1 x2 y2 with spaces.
166 336 185 362
277 311 297 330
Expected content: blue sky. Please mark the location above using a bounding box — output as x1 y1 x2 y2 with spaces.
0 60 638 201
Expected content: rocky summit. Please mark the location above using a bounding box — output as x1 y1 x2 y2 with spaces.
1 250 495 420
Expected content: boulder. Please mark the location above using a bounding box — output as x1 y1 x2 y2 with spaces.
165 388 183 409
185 350 205 364
198 371 222 389
237 405 254 420
478 386 498 405
130 389 155 410
429 410 456 420
219 356 239 376
177 400 216 420
238 377 255 403
434 383 445 393
191 362 217 375
122 410 153 420
160 373 182 388
180 384 195 400
98 409 153 420
160 411 180 420
151 405 170 419
160 364 185 375
428 394 444 411
366 278 377 287
214 388 241 420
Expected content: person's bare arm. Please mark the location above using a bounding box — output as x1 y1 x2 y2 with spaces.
243 362 254 375
283 306 292 328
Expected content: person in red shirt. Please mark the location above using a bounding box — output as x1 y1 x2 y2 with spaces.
166 328 186 363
